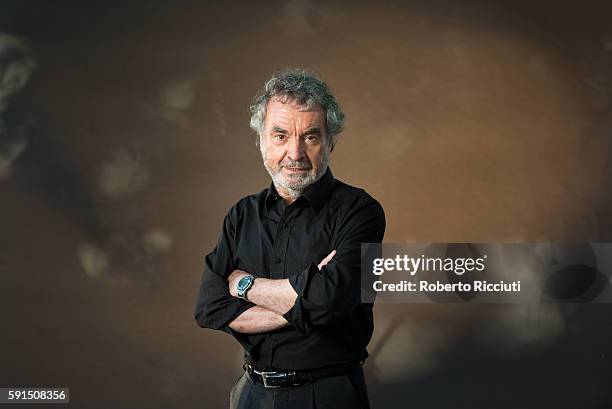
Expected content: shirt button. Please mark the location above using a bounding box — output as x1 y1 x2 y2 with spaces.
275 258 282 264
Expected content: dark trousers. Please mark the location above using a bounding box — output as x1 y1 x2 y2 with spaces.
229 366 371 409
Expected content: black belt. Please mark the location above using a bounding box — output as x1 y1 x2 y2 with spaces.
244 361 363 389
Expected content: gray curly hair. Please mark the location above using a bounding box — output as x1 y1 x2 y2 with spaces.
249 69 345 149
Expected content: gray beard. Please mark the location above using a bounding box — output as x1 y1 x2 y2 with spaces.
269 164 327 200
261 147 330 200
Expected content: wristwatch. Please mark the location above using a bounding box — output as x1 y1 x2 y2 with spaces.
236 274 255 300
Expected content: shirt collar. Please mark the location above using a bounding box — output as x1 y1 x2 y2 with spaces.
265 167 335 215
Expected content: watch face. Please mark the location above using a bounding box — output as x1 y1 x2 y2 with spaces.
238 275 252 292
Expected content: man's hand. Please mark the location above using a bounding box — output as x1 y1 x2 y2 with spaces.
227 269 250 297
318 250 336 270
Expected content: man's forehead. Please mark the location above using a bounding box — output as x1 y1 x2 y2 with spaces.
263 97 325 130
268 95 324 113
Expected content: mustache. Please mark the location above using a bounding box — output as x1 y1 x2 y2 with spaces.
280 159 312 169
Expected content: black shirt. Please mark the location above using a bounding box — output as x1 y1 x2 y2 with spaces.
194 168 386 370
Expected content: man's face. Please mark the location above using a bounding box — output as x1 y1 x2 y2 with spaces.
260 96 331 197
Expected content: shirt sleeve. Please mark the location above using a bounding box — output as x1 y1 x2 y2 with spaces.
194 204 264 351
283 194 386 336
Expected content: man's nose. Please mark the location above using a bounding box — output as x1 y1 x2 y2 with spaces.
286 137 305 161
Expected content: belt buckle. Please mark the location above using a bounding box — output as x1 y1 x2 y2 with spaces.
258 370 296 388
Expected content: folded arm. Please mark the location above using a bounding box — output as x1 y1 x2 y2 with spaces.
194 206 286 336
286 197 384 335
227 305 288 334
227 250 336 316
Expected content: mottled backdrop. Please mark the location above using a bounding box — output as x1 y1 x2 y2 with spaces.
1 1 612 408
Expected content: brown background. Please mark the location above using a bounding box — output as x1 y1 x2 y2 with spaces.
1 1 612 408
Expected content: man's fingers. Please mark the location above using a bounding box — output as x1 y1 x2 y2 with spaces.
324 250 336 262
317 250 336 270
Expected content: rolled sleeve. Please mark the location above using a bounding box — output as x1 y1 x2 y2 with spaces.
283 195 385 333
283 262 317 336
194 250 254 332
194 205 262 351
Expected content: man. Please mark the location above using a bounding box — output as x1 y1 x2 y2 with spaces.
194 69 385 409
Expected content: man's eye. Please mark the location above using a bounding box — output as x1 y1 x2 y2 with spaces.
275 134 287 140
305 134 318 142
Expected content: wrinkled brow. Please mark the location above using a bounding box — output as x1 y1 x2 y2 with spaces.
301 127 322 136
271 126 288 134
271 126 322 135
